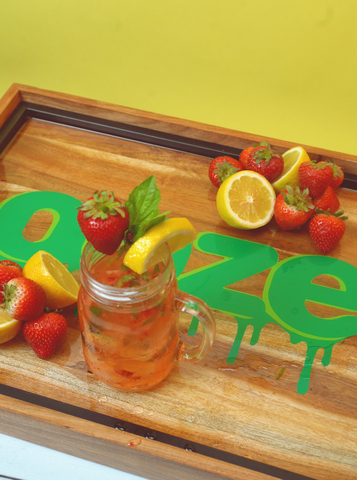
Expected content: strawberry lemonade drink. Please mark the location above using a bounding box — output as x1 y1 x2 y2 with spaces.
78 245 178 390
76 179 216 391
78 241 216 391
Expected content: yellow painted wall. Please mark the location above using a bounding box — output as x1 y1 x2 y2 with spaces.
1 0 356 155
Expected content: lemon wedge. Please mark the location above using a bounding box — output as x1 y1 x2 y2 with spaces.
216 170 276 229
272 146 310 193
123 218 196 274
23 251 79 309
0 308 21 344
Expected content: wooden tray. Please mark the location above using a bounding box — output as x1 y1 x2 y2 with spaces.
1 84 357 480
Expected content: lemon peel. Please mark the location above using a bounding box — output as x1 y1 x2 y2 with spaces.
23 251 79 309
123 218 196 274
272 146 310 193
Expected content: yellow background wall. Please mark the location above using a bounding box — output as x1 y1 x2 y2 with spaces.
1 0 357 155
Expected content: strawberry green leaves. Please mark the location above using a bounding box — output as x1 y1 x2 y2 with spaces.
125 176 170 244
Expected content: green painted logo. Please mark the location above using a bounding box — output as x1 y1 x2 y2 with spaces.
176 233 357 394
1 192 356 395
0 191 85 271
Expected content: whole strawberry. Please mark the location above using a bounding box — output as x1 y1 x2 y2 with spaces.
23 313 67 359
274 185 314 230
0 260 22 271
246 142 284 183
0 264 22 293
313 185 340 213
209 157 243 188
77 190 130 255
239 146 254 169
309 210 348 254
328 161 344 189
298 160 333 198
2 277 46 321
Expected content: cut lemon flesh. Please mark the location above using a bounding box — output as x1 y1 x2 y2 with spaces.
216 171 276 229
0 308 21 344
23 251 79 309
272 146 310 193
123 218 197 274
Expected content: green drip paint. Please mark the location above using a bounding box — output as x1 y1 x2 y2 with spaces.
297 344 320 395
188 317 199 336
180 232 357 395
227 318 265 363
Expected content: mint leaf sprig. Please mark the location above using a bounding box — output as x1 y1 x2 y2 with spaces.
124 176 170 245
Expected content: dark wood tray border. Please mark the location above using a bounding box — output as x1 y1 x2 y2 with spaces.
1 84 356 480
1 99 357 191
0 383 313 480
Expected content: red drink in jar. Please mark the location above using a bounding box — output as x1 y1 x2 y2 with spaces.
78 243 216 391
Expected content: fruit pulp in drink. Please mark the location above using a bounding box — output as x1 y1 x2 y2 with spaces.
78 250 179 391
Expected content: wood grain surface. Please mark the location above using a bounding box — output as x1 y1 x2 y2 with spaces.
0 85 357 480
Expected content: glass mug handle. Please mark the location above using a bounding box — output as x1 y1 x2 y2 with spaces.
175 291 216 362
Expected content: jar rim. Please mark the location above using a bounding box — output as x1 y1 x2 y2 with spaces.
80 242 174 304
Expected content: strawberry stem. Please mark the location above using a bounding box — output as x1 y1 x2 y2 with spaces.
214 159 240 183
282 185 314 212
77 190 126 220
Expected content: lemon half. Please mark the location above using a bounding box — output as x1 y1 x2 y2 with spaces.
23 251 79 309
0 308 21 344
123 218 196 274
272 146 310 193
216 170 276 229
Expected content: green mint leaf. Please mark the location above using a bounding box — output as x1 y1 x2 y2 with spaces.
125 176 170 243
141 312 159 326
125 176 161 227
130 212 170 243
90 306 103 316
121 274 137 282
142 271 151 281
144 212 170 231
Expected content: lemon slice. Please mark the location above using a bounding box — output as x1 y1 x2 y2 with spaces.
216 170 276 229
0 308 21 344
272 146 310 193
123 218 197 274
23 251 79 309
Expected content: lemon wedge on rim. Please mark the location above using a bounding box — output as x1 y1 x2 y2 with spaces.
272 146 310 193
0 308 21 344
23 251 79 309
216 170 276 229
123 218 196 274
